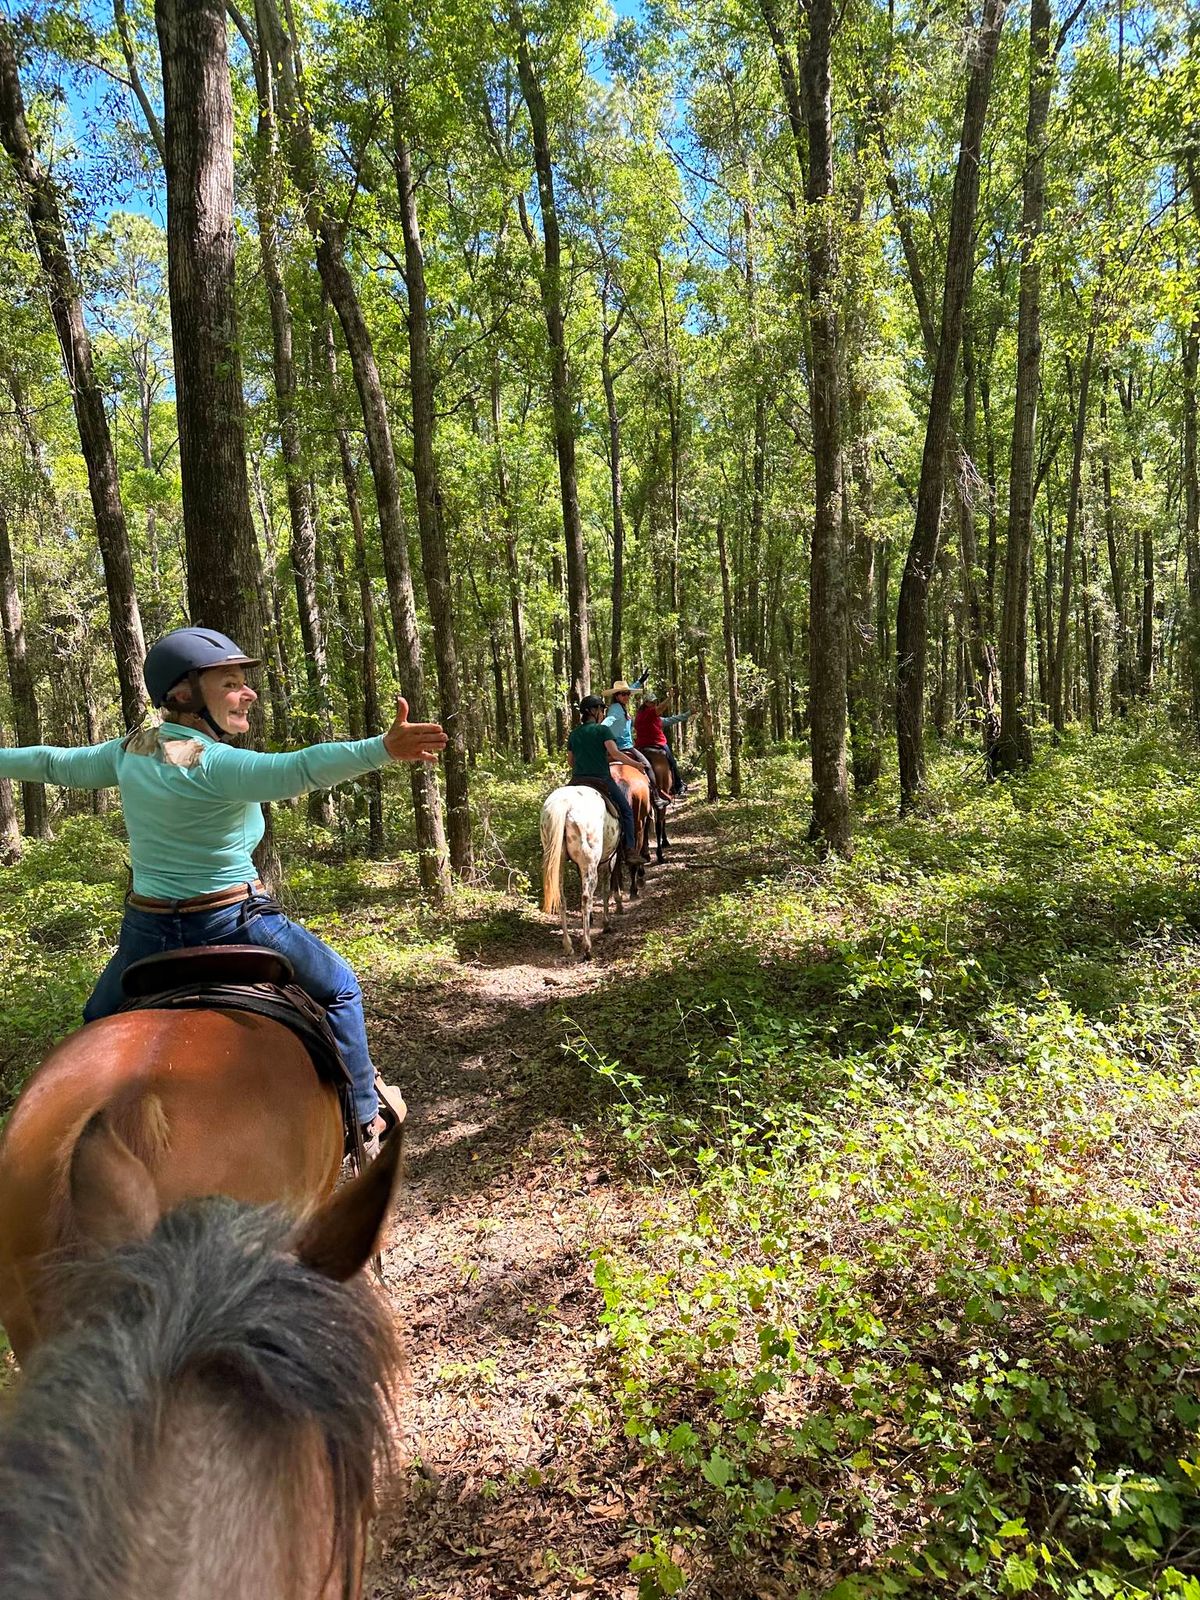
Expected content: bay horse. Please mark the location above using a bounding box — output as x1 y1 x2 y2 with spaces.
540 784 623 958
643 748 674 862
0 1000 345 1360
0 1116 402 1600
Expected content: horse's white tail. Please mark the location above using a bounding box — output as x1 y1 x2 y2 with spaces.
541 789 572 916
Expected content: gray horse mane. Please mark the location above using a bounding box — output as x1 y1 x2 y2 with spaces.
0 1198 396 1600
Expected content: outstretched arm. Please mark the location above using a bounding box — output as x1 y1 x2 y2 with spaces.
198 696 448 804
0 738 121 790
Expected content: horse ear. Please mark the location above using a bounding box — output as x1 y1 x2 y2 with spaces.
69 1110 160 1250
292 1132 402 1282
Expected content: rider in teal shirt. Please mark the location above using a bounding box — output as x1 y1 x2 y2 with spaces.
0 628 447 1152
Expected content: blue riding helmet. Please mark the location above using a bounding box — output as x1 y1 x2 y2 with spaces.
143 628 261 708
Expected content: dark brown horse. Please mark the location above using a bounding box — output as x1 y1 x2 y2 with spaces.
644 748 674 862
609 758 652 897
0 1116 401 1600
0 1006 344 1359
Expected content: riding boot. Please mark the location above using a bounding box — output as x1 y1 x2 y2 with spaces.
361 1077 407 1160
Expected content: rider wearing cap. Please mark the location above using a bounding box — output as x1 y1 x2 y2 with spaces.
566 695 649 867
0 627 447 1154
634 688 690 796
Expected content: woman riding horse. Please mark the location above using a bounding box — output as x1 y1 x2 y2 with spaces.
601 681 669 812
566 694 648 868
0 627 446 1154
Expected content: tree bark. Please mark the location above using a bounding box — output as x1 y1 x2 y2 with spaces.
0 20 147 728
491 369 536 762
716 516 743 798
896 0 1007 808
1184 319 1200 734
391 103 472 874
511 7 590 706
257 0 447 893
761 0 850 850
155 0 263 661
0 496 47 836
996 0 1051 771
318 313 385 854
1050 328 1095 730
695 644 720 802
602 327 626 686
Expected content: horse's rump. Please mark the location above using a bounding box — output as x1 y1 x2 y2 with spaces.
0 1008 342 1358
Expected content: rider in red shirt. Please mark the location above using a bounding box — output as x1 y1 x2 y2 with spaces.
634 689 689 795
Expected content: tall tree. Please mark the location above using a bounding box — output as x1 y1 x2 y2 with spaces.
996 0 1053 772
761 0 851 853
389 73 473 875
256 0 450 895
895 0 1007 809
0 20 147 728
510 4 591 709
154 0 264 659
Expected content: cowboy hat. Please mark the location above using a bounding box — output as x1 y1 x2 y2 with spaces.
606 680 634 697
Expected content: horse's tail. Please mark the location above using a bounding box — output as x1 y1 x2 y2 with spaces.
541 788 571 916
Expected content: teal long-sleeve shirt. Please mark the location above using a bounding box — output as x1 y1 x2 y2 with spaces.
0 723 391 899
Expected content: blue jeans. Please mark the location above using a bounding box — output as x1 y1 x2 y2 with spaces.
83 889 380 1123
598 776 637 850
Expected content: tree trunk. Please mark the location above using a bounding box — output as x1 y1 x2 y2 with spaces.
551 553 567 749
996 0 1051 771
391 106 472 874
0 21 146 728
958 313 999 756
761 0 850 849
1080 533 1100 732
247 28 332 826
511 7 590 706
0 496 47 836
1050 328 1095 731
602 333 626 686
1183 322 1200 735
1099 376 1131 712
896 0 1007 808
491 368 536 762
716 516 742 798
155 0 263 660
0 725 20 860
257 0 447 894
319 309 384 854
695 644 720 802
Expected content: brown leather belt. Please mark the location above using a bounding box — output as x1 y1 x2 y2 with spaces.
127 880 265 916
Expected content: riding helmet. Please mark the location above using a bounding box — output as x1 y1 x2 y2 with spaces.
143 628 261 707
580 694 606 715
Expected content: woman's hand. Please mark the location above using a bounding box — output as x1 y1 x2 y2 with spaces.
383 696 448 763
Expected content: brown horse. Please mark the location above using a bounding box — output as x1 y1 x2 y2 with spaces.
0 1116 401 1600
0 1005 343 1360
609 758 651 897
644 748 674 862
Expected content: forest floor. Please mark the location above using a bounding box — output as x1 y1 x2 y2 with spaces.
3 735 1200 1599
366 794 724 1599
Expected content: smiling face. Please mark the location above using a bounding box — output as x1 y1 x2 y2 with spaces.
198 665 257 735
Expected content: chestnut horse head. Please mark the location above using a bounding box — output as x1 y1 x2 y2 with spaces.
0 1117 402 1600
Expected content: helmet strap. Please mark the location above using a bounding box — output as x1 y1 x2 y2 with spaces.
186 670 227 741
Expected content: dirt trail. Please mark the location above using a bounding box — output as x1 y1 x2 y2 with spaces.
366 797 721 1598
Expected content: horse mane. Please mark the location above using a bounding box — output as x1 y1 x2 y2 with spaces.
0 1198 397 1600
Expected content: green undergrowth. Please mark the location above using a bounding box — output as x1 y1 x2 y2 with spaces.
0 753 559 1111
562 730 1200 1599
